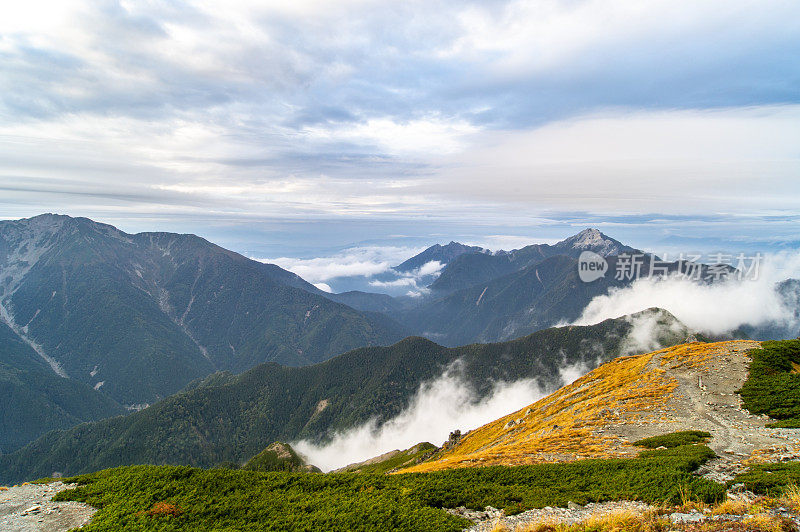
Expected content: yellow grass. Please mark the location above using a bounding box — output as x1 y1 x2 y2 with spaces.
517 509 666 532
779 483 800 507
743 513 794 532
711 498 751 516
402 341 757 473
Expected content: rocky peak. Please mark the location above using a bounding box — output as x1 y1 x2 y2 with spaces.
553 228 636 257
569 228 605 247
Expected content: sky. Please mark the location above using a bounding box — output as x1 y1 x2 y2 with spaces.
1 0 799 267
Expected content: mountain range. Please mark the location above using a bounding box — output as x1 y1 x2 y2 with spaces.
0 309 690 483
0 214 406 411
1 213 794 482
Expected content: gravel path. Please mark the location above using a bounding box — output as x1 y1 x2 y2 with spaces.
0 481 95 531
613 341 800 482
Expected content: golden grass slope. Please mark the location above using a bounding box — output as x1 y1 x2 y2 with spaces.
404 341 764 473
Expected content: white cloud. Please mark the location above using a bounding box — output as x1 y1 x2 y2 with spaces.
416 260 444 277
256 245 420 283
429 105 800 214
619 311 689 355
313 282 333 292
574 252 800 337
293 361 548 471
258 247 445 294
1 0 799 235
368 277 418 288
303 116 478 156
368 260 445 291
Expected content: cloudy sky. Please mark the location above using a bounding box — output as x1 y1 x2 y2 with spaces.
1 0 799 263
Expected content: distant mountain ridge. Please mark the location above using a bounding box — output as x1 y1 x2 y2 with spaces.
393 241 489 273
428 228 640 294
396 253 695 346
0 214 406 406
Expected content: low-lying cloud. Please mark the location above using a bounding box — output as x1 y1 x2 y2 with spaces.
575 252 800 338
257 246 446 295
294 360 585 472
620 311 689 355
257 245 420 283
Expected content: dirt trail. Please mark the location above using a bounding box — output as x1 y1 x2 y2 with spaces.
0 481 95 531
611 340 800 481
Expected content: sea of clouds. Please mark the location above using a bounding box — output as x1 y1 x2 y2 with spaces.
574 251 800 338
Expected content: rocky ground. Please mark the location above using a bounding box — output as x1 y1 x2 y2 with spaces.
0 481 95 531
455 486 800 531
451 500 655 531
609 340 800 482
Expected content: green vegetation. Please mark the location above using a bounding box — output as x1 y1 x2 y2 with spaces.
0 315 661 484
54 445 722 531
339 442 437 474
739 339 800 427
0 321 125 454
734 461 800 496
242 442 321 473
633 430 711 449
1 214 406 408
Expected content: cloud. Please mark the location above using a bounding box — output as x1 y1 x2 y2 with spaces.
302 116 478 156
313 282 332 293
255 245 422 283
416 260 444 276
619 311 689 355
293 360 552 472
574 252 800 337
258 246 446 294
1 0 799 246
368 277 418 288
367 260 444 294
429 106 800 214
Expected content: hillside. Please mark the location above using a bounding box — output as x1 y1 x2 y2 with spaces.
39 442 727 532
404 340 800 475
242 442 321 473
0 310 689 483
0 321 125 454
0 214 406 406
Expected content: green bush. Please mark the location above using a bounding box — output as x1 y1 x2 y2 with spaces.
633 430 711 449
55 445 724 531
734 462 800 495
739 340 800 426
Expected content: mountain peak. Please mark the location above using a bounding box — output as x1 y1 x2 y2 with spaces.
554 228 638 257
393 241 487 272
571 227 604 245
